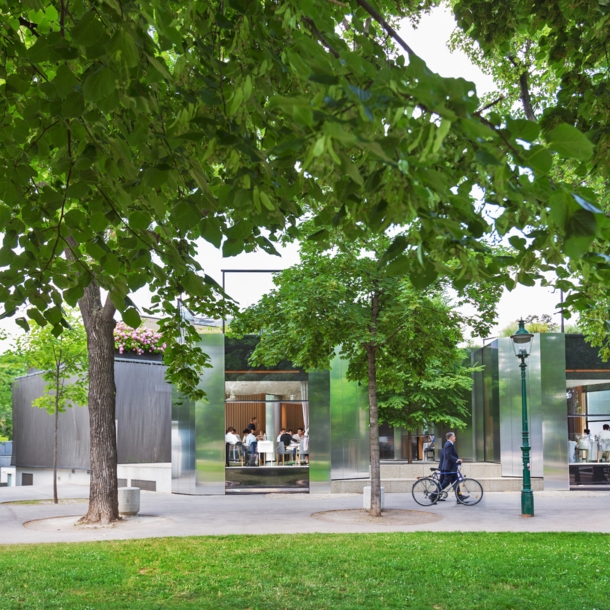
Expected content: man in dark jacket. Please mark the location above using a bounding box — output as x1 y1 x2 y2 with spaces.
439 431 468 501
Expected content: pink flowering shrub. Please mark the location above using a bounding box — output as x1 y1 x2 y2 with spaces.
113 322 166 356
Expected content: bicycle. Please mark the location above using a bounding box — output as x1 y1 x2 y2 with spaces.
412 464 483 506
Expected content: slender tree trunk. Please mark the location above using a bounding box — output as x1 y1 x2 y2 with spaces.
367 289 382 518
53 359 61 504
407 429 413 465
53 400 59 504
77 284 119 524
367 347 382 517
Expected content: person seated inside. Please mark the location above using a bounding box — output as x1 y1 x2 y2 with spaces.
279 429 296 461
600 424 610 461
244 428 258 466
256 429 267 441
297 428 309 465
577 429 592 462
225 427 240 466
277 428 286 442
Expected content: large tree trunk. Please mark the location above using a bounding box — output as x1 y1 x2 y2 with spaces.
407 429 413 465
78 285 119 524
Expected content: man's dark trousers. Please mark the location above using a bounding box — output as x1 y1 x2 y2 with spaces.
440 440 459 490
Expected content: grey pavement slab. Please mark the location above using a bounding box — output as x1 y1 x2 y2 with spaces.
0 484 609 545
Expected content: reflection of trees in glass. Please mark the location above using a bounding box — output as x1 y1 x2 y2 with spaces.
567 388 583 415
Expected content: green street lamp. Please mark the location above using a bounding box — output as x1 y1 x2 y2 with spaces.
511 319 535 518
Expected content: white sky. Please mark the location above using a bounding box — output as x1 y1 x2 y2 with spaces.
0 6 565 349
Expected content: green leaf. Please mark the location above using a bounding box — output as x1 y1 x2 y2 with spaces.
549 192 570 229
506 118 540 142
44 306 63 325
122 307 141 329
409 262 438 289
222 238 244 257
62 92 85 118
228 88 243 116
525 146 552 175
0 247 15 267
432 119 452 154
259 191 274 211
15 317 30 332
101 253 121 275
71 12 105 47
53 65 79 99
83 67 117 103
200 218 223 248
64 209 87 228
566 209 598 238
546 124 594 161
27 308 47 327
182 271 207 297
129 211 151 230
110 30 139 68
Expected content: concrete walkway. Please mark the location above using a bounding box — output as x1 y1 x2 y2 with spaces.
1 484 609 545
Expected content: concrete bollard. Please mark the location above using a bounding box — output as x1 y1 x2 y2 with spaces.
363 486 385 510
118 486 140 516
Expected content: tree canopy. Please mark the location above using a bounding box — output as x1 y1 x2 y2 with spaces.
449 0 610 356
0 0 602 351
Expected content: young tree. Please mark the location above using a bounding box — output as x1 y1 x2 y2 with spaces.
16 310 88 504
230 233 498 516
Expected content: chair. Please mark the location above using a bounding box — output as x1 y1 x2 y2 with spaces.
277 441 291 466
229 443 244 466
425 445 435 462
576 438 589 462
600 440 610 462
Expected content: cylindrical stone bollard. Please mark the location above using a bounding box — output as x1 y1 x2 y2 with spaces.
118 486 140 517
363 486 385 510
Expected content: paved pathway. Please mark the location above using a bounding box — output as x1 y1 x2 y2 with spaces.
1 484 609 545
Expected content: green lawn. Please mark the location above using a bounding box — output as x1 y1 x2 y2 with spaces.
0 533 607 609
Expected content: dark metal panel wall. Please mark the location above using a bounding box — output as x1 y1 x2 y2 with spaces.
470 348 484 462
329 354 369 480
115 361 171 463
13 360 171 470
12 373 90 469
308 370 331 492
484 342 501 462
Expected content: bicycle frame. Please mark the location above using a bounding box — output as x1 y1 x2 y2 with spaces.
430 466 465 495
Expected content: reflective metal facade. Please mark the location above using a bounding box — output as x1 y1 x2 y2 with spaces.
540 334 569 489
498 334 568 488
171 333 225 494
308 370 331 492
329 354 370 480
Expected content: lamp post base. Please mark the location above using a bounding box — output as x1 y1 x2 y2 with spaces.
521 490 534 517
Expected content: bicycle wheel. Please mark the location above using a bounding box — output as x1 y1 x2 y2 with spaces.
455 478 483 505
412 477 441 506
